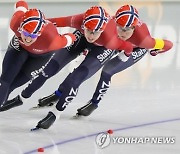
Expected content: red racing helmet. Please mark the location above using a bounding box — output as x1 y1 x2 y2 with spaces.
20 9 46 34
83 6 110 32
115 5 139 28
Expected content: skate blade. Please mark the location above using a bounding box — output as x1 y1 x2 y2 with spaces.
29 105 52 111
30 127 41 131
71 113 84 119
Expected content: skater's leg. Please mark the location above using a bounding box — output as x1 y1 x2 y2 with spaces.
0 46 28 107
77 48 148 116
36 46 116 129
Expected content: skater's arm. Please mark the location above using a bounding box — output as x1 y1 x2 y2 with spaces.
10 0 28 31
47 13 84 29
130 23 173 56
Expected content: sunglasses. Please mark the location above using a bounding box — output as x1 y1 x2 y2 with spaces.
22 31 39 39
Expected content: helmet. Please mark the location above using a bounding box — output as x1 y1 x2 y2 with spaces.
20 9 46 34
115 5 139 28
83 6 110 32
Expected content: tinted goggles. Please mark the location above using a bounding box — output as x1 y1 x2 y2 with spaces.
22 31 39 39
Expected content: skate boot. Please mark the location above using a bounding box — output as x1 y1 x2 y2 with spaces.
0 95 23 112
30 93 59 110
36 112 56 129
77 100 98 116
38 93 59 107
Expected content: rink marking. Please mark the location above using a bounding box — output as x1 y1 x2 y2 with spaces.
24 117 180 154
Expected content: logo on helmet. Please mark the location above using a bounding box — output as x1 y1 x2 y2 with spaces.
115 5 139 28
83 6 110 32
20 9 46 35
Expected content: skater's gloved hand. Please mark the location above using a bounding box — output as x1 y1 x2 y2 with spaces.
149 49 160 56
15 0 28 10
118 50 130 62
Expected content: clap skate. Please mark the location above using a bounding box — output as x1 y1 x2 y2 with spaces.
29 93 59 110
0 95 23 112
73 100 98 118
31 112 56 131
